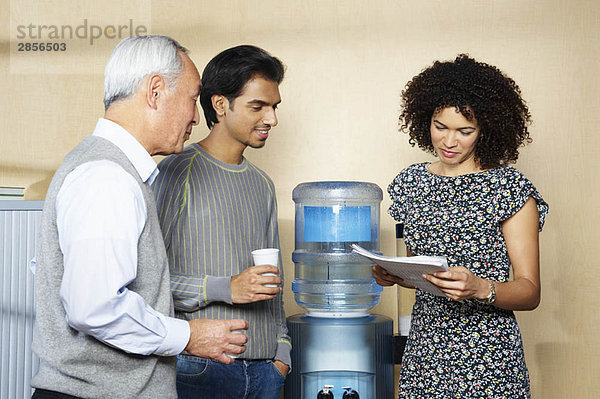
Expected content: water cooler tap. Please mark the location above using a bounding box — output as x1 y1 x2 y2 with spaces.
317 385 335 398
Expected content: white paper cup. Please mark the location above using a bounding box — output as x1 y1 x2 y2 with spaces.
252 248 279 287
226 330 245 359
251 248 279 266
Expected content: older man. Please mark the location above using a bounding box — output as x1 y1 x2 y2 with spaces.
30 35 247 399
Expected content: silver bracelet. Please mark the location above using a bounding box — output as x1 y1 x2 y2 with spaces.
485 280 496 304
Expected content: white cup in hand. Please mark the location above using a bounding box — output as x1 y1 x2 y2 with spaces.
226 329 245 359
251 248 279 287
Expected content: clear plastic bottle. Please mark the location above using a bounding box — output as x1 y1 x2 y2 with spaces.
291 181 383 317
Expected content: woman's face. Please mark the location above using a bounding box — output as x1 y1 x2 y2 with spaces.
430 106 480 172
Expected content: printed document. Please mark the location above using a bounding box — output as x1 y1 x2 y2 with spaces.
352 244 449 297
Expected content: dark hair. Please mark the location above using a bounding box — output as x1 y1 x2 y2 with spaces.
200 45 285 129
399 54 532 169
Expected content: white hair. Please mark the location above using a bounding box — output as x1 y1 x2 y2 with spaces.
103 35 188 110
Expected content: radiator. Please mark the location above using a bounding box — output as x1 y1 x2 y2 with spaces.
1 201 43 399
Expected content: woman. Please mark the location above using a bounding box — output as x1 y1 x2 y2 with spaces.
374 54 549 398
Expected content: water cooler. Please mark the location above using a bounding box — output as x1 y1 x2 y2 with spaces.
284 182 393 399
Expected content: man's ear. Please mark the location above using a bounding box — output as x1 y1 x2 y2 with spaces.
211 94 228 119
146 74 164 110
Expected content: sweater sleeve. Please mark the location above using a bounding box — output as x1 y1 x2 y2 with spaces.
267 189 292 367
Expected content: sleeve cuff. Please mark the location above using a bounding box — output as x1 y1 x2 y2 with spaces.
154 316 190 356
274 339 292 369
205 275 232 304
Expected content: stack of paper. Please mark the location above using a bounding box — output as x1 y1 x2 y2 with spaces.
351 244 449 297
0 186 25 200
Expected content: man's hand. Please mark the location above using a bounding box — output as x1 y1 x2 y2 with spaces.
185 318 248 364
231 265 281 304
274 360 290 376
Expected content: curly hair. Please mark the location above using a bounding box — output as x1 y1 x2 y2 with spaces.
399 54 532 169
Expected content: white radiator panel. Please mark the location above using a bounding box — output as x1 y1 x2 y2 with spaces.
1 201 43 399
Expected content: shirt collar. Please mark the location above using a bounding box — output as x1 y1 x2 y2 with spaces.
92 118 159 185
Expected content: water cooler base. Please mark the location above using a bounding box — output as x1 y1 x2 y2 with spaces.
284 313 393 399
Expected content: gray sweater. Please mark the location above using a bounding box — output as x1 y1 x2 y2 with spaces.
31 136 177 398
154 143 291 366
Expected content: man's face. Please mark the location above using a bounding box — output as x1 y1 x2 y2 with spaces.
221 76 281 149
156 53 201 155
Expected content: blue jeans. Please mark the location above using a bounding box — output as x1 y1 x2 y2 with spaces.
176 354 286 399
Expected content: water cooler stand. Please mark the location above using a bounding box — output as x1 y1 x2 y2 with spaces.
284 182 393 399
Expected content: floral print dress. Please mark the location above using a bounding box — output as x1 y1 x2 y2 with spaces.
389 163 549 399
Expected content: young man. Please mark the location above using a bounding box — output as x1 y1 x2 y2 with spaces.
154 45 290 398
31 36 247 399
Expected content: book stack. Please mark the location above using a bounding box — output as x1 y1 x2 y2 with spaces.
0 186 25 200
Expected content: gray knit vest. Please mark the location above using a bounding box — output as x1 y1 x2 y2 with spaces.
31 136 177 398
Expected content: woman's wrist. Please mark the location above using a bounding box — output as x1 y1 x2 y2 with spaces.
475 278 491 301
475 278 496 304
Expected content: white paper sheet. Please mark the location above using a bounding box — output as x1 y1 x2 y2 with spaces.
352 244 449 297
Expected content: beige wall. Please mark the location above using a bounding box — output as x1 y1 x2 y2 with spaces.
2 0 598 397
